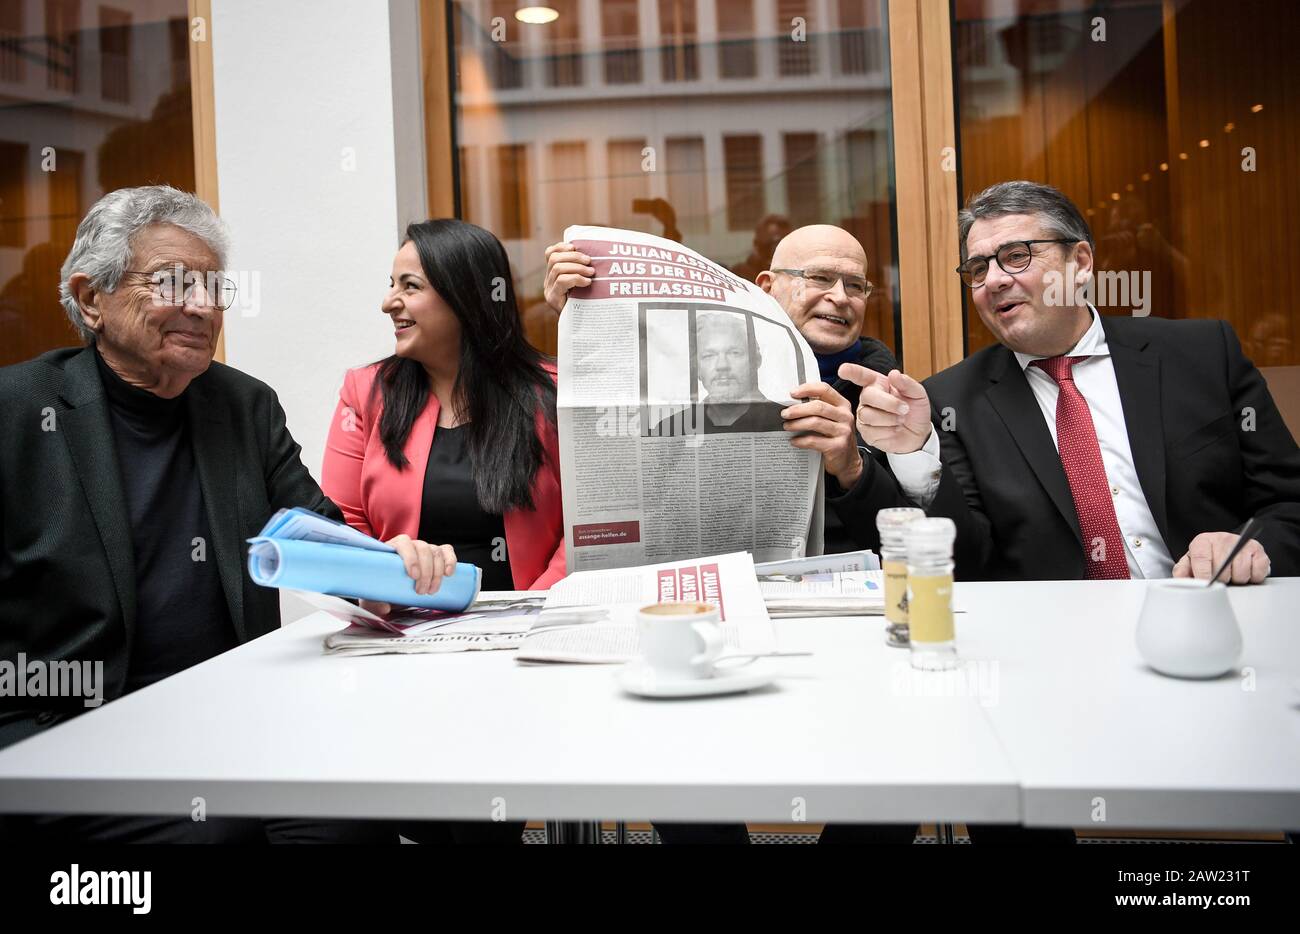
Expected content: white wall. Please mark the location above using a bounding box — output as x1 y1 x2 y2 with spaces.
211 0 426 476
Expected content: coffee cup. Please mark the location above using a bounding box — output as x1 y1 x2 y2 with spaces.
636 602 724 679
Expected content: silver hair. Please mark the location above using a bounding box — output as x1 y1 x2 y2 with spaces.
58 185 230 343
957 180 1093 260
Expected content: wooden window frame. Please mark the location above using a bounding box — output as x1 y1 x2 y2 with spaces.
886 0 962 378
188 0 222 360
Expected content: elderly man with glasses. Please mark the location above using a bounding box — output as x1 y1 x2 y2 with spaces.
0 186 450 842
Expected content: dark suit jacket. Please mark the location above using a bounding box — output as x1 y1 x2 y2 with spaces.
830 316 1300 580
0 346 341 748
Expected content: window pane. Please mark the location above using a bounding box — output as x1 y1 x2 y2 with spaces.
783 132 821 227
606 138 651 230
777 0 815 77
665 137 707 234
659 0 699 82
0 2 25 83
0 142 29 248
723 135 764 230
837 0 884 74
0 0 196 366
458 144 480 224
717 1 757 78
492 143 531 239
602 0 642 84
544 0 583 87
45 0 81 92
447 0 902 359
546 141 591 230
99 7 132 104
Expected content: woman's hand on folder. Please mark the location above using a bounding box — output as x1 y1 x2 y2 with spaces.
359 537 458 617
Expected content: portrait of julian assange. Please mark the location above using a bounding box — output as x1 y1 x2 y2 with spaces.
647 310 792 437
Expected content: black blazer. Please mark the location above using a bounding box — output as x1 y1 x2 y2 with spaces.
0 346 341 747
830 316 1300 580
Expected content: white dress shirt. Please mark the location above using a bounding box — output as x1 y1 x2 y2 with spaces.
887 308 1174 578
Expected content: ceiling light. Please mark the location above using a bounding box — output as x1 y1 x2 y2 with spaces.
515 6 558 24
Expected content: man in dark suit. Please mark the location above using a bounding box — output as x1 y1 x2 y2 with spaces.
824 181 1300 845
0 186 451 842
835 180 1300 583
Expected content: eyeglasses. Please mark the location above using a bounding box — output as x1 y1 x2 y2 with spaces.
121 266 238 311
772 268 873 300
955 239 1076 288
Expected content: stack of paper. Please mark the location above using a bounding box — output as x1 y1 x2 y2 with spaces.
758 570 886 618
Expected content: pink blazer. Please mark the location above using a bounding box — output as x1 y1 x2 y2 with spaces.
321 362 567 590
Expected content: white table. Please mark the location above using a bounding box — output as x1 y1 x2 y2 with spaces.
0 580 1296 830
960 579 1300 831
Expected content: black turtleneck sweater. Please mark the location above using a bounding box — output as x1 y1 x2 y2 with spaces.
94 349 236 691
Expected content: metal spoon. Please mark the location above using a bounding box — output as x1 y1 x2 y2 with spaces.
713 651 813 667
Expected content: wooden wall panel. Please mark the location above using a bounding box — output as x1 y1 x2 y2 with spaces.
1166 0 1299 366
954 0 1298 369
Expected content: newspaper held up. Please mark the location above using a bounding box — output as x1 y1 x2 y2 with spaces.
558 225 824 573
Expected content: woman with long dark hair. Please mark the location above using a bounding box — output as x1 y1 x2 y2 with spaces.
323 219 565 599
322 220 564 844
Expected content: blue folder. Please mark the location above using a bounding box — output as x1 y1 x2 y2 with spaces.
247 508 481 612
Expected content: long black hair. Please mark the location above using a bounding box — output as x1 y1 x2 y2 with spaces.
373 219 557 514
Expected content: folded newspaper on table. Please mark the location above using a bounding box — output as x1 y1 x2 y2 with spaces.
247 507 481 612
306 591 544 656
557 225 824 575
310 553 773 659
515 551 776 664
755 551 886 618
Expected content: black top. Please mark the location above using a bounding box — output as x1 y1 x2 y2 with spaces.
94 349 236 691
417 425 513 591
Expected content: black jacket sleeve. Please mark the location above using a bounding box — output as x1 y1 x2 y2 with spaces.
1220 320 1300 574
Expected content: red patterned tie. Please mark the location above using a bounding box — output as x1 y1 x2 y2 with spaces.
1030 356 1130 579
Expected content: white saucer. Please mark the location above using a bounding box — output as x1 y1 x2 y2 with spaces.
616 660 778 698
